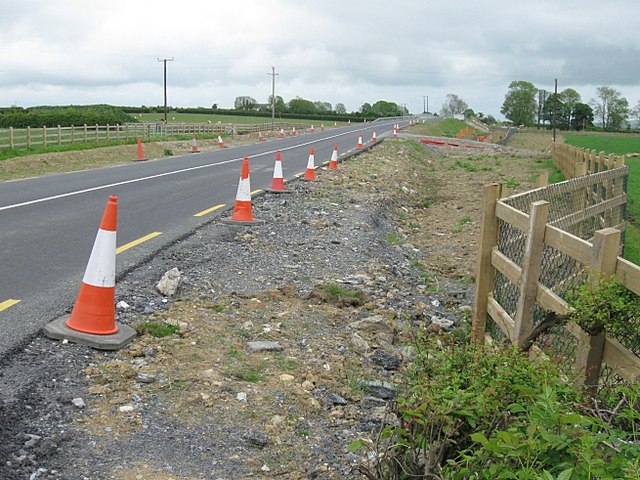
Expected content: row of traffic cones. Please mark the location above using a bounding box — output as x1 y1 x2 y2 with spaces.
48 128 385 349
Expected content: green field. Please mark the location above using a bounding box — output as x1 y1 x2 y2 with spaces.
565 133 640 264
133 112 343 126
563 133 640 155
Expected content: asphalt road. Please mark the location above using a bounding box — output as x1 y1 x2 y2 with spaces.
0 119 408 355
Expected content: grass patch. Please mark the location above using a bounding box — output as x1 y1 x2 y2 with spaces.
409 118 472 138
136 321 180 338
624 222 640 265
386 232 402 245
564 133 640 155
451 215 472 234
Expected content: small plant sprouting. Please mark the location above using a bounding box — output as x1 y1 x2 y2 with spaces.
136 321 179 338
451 215 472 233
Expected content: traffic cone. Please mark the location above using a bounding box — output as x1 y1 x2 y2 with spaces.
303 147 316 181
258 131 265 142
190 134 200 153
329 144 338 170
348 119 351 125
292 127 297 136
321 124 325 131
222 157 263 224
333 121 337 128
280 128 285 138
372 131 377 142
357 134 363 149
268 151 289 193
310 125 315 132
43 196 136 350
218 135 225 148
393 128 398 140
136 137 146 161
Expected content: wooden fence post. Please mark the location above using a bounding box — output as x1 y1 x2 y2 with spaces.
471 183 501 346
535 171 549 188
9 127 14 149
513 201 549 348
43 126 47 147
26 126 31 148
576 227 621 395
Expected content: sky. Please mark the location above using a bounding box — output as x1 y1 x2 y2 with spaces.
1 0 640 119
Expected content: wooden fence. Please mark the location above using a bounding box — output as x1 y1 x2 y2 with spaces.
0 121 317 151
552 143 627 179
471 168 640 393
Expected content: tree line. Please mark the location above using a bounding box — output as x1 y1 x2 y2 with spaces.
233 95 408 118
500 81 640 131
0 105 137 129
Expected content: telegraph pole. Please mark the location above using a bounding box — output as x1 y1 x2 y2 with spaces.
268 66 279 132
552 78 558 143
423 96 426 114
158 57 174 124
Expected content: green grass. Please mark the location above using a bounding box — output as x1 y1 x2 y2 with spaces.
564 133 640 155
624 223 640 265
136 321 180 338
410 118 472 138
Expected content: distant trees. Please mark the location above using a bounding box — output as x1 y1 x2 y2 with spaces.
0 105 137 128
234 96 257 110
440 94 468 117
571 103 594 131
501 81 538 127
335 103 346 114
590 86 629 130
359 100 405 117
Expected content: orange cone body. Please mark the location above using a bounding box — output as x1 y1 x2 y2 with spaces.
303 147 316 181
65 196 118 335
230 157 255 222
136 137 145 161
329 144 338 170
357 134 363 149
393 128 398 139
372 131 377 142
218 135 225 148
270 151 286 192
190 135 200 153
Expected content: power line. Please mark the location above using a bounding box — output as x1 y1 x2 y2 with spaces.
157 57 174 123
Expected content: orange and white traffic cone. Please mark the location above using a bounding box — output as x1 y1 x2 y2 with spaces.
223 157 263 224
393 128 398 139
43 196 136 350
333 121 337 128
280 128 285 138
303 147 316 181
321 124 325 131
136 137 146 161
372 131 377 142
190 134 200 153
292 127 297 136
329 144 339 170
310 125 315 133
218 135 225 148
348 119 351 126
357 134 363 149
268 151 289 193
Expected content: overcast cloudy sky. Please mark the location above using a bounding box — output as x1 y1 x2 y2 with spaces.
1 0 639 118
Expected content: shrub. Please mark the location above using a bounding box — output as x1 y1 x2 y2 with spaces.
350 333 640 479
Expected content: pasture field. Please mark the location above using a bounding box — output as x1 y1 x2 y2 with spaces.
565 133 640 265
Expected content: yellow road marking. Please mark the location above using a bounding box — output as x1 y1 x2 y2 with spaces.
116 232 162 254
194 203 225 217
294 172 304 177
250 189 263 195
0 299 20 311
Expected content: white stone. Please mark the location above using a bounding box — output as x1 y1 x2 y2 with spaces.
156 267 182 297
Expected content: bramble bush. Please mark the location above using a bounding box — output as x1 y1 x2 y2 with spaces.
350 331 640 479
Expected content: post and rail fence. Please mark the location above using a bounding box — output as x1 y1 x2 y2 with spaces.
0 121 319 151
472 143 640 393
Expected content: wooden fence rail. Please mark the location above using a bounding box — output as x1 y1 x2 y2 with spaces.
471 169 640 392
0 121 317 151
552 143 626 179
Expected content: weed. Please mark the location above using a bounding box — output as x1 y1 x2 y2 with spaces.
451 215 472 233
206 304 226 312
386 232 402 245
163 148 173 156
136 321 179 338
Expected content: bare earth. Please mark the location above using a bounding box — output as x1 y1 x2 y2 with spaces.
0 127 556 479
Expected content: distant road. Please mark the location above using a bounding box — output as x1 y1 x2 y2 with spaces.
0 119 410 355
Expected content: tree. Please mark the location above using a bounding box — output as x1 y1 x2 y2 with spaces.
590 86 629 129
313 101 332 113
359 103 372 115
288 97 316 114
571 103 594 131
542 93 570 130
268 95 286 114
537 89 549 129
463 108 475 119
234 96 257 111
501 81 538 127
335 103 346 114
370 100 403 117
560 88 581 128
440 94 468 117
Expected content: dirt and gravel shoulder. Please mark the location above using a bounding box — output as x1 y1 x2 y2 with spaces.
0 129 554 479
